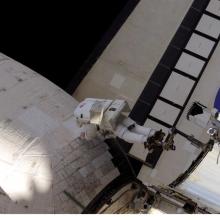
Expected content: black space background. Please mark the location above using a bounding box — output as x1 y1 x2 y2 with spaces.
0 1 129 91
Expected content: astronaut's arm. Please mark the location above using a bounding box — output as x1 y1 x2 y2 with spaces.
115 121 176 151
115 126 143 143
132 124 156 138
115 124 154 144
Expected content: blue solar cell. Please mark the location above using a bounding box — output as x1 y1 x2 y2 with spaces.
214 88 220 112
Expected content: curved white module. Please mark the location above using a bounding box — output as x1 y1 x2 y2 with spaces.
0 53 119 213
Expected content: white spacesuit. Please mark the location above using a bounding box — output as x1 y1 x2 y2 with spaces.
73 98 156 145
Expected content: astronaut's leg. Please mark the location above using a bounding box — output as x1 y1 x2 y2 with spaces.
121 117 155 138
115 124 147 144
132 125 155 138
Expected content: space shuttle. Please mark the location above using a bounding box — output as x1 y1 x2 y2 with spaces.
0 0 219 214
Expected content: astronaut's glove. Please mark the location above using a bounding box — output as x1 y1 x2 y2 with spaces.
148 129 165 144
144 129 165 151
148 129 156 137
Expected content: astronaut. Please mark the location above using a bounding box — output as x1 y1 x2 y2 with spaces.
73 98 165 150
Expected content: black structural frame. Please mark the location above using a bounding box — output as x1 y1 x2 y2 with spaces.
66 0 141 95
